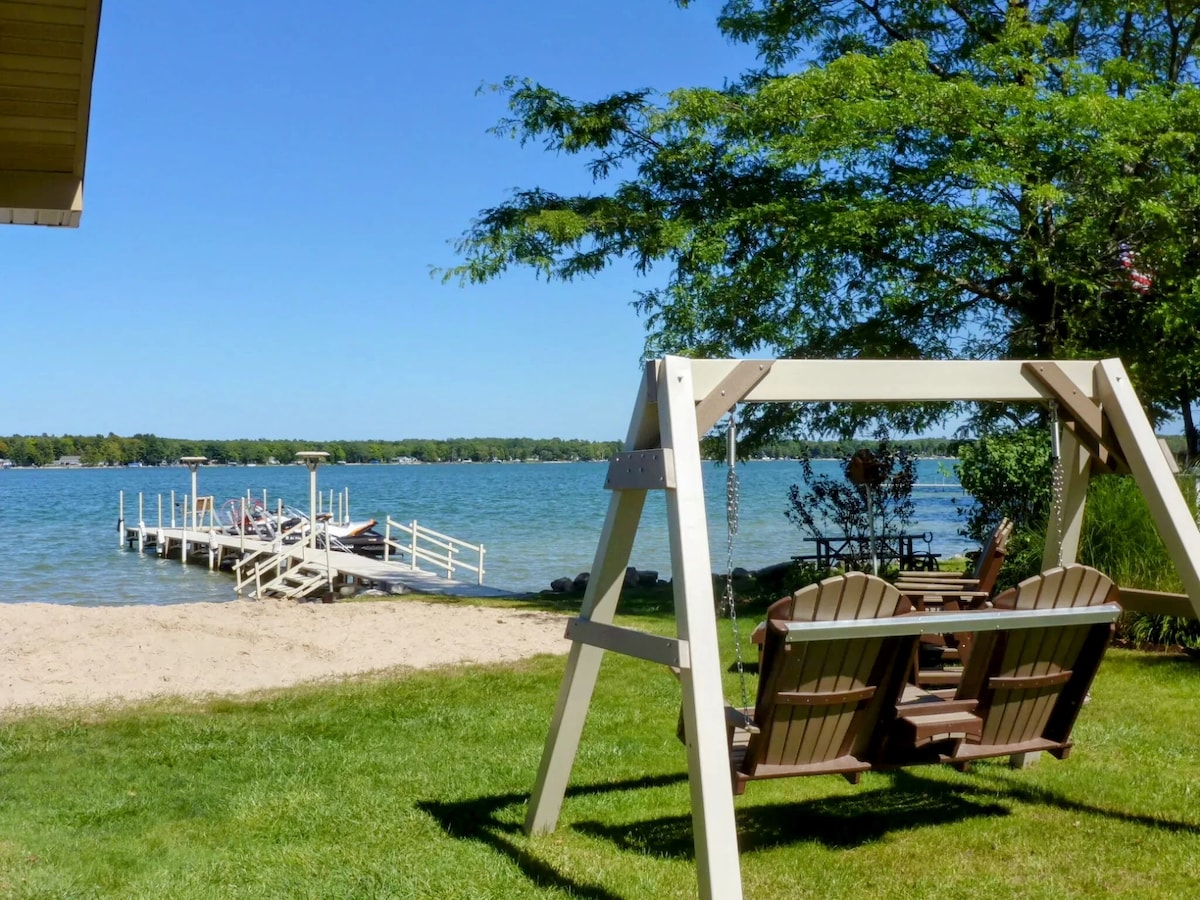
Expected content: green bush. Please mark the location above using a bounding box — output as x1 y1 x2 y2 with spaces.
955 428 1052 544
955 428 1053 590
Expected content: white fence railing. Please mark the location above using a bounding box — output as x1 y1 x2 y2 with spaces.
384 517 485 585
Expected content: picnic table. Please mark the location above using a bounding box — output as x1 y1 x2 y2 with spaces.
792 533 940 571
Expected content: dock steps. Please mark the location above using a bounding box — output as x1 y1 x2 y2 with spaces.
256 565 329 601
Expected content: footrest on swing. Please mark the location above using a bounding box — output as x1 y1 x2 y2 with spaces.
566 618 691 669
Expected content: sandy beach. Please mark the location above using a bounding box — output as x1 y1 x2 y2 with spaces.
0 599 572 714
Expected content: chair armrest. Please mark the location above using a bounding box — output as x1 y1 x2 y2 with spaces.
894 576 982 589
895 588 990 602
894 696 983 746
896 589 991 613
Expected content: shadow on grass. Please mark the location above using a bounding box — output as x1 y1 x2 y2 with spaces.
417 773 689 900
421 763 1200 897
574 773 1009 857
418 769 1008 895
958 768 1200 836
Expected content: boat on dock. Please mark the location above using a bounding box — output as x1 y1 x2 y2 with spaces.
215 497 384 553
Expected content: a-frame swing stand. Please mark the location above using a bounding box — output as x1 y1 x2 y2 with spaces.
525 355 1200 900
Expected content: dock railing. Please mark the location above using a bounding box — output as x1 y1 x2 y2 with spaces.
121 490 489 593
384 517 486 585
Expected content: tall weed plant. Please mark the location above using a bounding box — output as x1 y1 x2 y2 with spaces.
1081 474 1200 651
1080 475 1183 592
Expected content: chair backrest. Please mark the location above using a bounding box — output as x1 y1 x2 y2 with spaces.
741 573 912 786
954 564 1118 758
971 517 1013 590
765 569 908 624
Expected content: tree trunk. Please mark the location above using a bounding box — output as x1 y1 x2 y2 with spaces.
1182 382 1198 463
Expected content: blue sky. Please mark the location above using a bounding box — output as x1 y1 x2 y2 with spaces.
4 1 759 442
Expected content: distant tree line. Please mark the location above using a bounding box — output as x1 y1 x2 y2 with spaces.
1 433 1186 468
0 434 623 467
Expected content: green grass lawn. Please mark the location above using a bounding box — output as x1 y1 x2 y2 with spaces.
2 610 1198 899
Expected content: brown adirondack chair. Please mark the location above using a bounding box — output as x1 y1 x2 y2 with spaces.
894 517 1014 606
893 564 1119 765
727 572 916 794
898 518 1015 687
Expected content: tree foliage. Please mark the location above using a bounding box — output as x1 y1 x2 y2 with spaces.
448 1 1200 451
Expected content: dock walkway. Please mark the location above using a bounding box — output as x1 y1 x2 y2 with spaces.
123 523 519 601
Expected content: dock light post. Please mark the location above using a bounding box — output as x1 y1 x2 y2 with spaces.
296 452 330 549
180 457 207 527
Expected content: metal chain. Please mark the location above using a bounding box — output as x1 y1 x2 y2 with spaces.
724 412 750 710
1049 401 1066 567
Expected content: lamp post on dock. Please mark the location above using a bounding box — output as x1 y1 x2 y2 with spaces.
180 456 207 527
296 451 329 549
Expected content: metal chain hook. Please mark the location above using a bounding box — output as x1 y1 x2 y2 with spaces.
1049 400 1066 567
725 409 749 710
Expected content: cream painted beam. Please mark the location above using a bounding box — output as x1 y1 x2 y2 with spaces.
659 356 743 900
565 619 690 669
693 360 773 436
1119 589 1198 619
687 358 1100 404
1095 359 1200 617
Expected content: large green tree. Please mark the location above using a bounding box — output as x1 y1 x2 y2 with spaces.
447 1 1200 452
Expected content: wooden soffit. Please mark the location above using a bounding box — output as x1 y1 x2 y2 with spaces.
0 0 103 227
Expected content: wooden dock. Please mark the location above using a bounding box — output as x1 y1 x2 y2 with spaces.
122 518 518 601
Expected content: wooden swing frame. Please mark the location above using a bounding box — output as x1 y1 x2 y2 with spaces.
526 356 1200 900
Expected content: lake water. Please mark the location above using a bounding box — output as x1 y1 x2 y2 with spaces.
0 459 972 606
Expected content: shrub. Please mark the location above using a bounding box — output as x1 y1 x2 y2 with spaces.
955 428 1052 544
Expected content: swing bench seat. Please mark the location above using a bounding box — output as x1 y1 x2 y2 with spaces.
729 567 1120 792
729 572 920 793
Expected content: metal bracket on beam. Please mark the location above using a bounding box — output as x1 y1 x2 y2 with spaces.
605 449 676 491
566 618 691 669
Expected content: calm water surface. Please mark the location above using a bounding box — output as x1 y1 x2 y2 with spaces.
0 460 971 605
